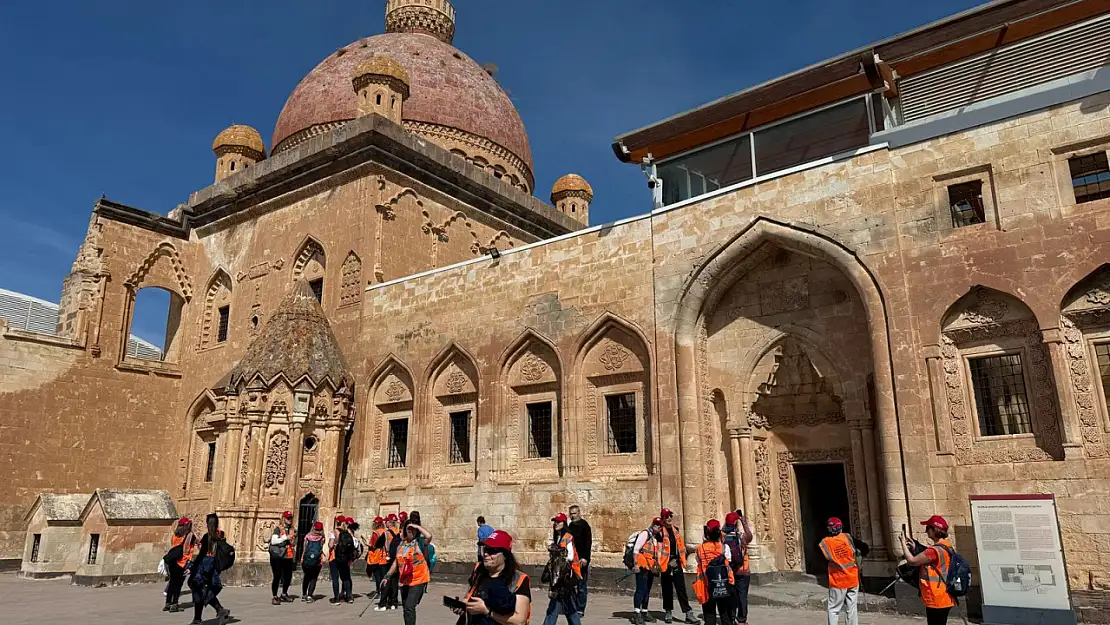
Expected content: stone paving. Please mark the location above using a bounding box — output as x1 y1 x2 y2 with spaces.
1 573 925 625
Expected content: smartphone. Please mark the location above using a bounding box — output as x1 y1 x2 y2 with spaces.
443 596 468 610
901 523 907 537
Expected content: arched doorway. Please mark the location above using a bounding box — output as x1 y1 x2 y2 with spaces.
295 493 319 561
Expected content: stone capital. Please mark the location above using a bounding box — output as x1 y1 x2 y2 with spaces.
1041 327 1065 344
921 344 943 360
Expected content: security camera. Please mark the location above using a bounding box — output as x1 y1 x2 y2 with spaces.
647 179 657 189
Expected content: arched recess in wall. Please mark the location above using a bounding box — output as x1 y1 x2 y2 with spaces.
570 312 654 477
1060 264 1110 457
672 217 903 542
364 355 416 486
340 251 363 307
938 286 1064 463
183 391 219 500
424 343 480 480
199 269 233 349
121 242 192 365
497 329 563 479
292 236 326 304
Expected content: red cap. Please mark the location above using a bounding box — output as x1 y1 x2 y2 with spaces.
827 517 843 530
651 517 663 527
399 511 408 520
705 519 721 531
313 521 324 531
660 508 674 519
282 510 293 519
724 512 740 526
374 516 384 524
335 513 344 522
480 530 513 551
387 514 398 522
921 515 949 532
178 516 192 526
346 517 356 525
552 513 568 523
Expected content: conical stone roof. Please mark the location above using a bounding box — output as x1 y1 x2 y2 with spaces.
227 280 353 392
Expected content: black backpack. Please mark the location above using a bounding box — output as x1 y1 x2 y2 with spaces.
623 531 644 570
214 538 236 571
722 531 745 573
704 554 731 600
163 542 185 570
335 531 356 564
938 544 973 598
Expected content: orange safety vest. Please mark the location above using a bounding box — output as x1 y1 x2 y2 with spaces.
558 532 583 578
919 539 955 609
398 540 431 586
819 534 859 589
328 530 338 563
171 534 194 568
635 531 664 572
660 526 687 571
693 541 734 605
276 526 296 559
366 528 388 565
466 565 532 624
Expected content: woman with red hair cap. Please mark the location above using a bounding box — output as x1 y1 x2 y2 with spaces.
163 516 195 613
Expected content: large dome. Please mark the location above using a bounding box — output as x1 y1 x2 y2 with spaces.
271 32 533 177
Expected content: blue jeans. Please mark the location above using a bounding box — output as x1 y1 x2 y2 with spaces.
542 593 581 625
576 562 589 614
635 570 655 610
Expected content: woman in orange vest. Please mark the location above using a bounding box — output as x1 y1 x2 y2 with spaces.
819 517 860 625
659 508 698 625
379 514 402 611
365 516 388 604
452 530 532 625
632 517 665 625
693 520 734 625
163 516 195 613
901 515 955 625
381 520 433 625
269 510 297 605
542 513 582 625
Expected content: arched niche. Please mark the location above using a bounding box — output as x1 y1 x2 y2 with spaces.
499 330 562 477
938 286 1063 463
293 236 326 303
366 357 416 480
184 392 220 501
426 344 480 474
572 314 652 476
1059 265 1110 454
199 269 233 349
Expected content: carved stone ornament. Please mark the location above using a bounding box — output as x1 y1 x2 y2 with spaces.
445 369 469 394
238 430 252 490
598 342 631 372
955 292 1009 327
263 432 290 491
755 442 772 540
520 352 548 383
1061 316 1108 457
385 379 407 402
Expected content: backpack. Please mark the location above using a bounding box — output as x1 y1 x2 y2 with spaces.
541 550 575 597
335 531 356 564
269 527 290 559
303 538 324 567
938 544 972 599
215 538 236 571
426 542 438 571
623 531 644 570
163 542 185 570
704 554 731 600
722 530 745 573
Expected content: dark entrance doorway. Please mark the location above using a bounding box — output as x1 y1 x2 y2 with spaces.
295 493 319 562
794 463 852 577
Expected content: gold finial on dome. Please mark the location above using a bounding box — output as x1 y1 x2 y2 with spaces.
212 125 265 183
352 55 411 124
551 174 593 226
385 0 455 45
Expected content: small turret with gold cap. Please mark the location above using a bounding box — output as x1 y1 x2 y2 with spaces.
212 125 265 183
551 174 593 226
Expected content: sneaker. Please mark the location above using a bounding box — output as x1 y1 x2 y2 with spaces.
163 604 171 612
375 606 385 612
664 611 673 624
644 612 656 623
307 596 316 604
634 612 646 625
685 612 701 624
170 604 181 613
330 598 341 605
216 608 231 625
281 594 294 602
189 620 203 625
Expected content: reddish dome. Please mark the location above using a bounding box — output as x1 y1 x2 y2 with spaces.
272 32 532 173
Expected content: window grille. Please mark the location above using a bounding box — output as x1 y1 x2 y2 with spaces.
87 534 100 565
309 278 324 303
1070 153 1110 204
217 306 230 343
31 534 41 563
606 393 638 453
449 410 471 464
526 402 553 458
969 353 1033 436
204 442 216 483
388 419 409 468
948 181 986 227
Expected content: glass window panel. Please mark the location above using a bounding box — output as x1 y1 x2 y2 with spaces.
605 393 638 454
754 99 870 175
659 134 752 205
526 402 553 458
969 353 1033 436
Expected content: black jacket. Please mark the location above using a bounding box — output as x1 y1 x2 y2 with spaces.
567 519 592 562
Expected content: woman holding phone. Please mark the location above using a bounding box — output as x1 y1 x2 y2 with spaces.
452 530 531 625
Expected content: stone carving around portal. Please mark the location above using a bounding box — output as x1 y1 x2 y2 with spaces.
775 448 859 570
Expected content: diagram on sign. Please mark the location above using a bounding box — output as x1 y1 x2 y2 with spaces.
989 564 1058 593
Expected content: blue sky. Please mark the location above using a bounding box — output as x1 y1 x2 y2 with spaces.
0 0 981 345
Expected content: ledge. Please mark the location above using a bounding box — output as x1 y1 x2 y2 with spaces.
2 328 85 349
116 358 183 378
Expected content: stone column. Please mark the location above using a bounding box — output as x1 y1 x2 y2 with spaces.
247 422 267 503
847 423 874 547
288 415 306 502
861 423 887 555
923 345 953 455
219 418 245 506
739 432 756 523
1043 328 1084 459
320 422 344 508
726 425 745 511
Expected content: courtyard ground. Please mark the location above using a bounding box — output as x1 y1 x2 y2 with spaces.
0 573 925 625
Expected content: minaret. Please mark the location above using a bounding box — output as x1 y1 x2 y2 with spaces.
352 56 410 124
551 174 594 226
212 125 265 183
385 0 455 44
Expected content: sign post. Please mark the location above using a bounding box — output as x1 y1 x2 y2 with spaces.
969 494 1076 625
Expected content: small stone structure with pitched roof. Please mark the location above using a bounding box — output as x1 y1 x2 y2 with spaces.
20 493 90 578
71 490 177 585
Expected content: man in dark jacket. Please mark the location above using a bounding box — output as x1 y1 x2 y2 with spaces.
567 505 592 617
